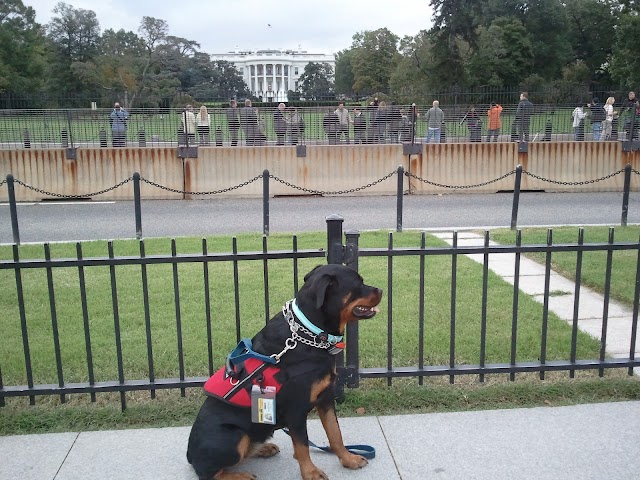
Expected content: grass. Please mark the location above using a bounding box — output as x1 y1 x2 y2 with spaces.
1 227 639 435
0 107 584 145
490 226 640 308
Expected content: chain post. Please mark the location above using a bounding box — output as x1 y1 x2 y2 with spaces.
326 214 344 264
7 174 20 245
133 172 142 239
263 170 269 236
397 165 404 232
622 164 632 227
511 165 523 230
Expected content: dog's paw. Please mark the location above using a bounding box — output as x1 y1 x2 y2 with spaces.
253 442 280 458
301 465 329 480
339 453 368 470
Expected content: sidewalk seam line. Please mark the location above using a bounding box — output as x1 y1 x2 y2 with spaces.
52 432 80 480
376 416 403 480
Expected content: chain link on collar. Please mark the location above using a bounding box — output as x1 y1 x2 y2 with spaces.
283 300 336 351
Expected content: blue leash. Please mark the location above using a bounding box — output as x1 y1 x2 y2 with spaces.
282 428 375 460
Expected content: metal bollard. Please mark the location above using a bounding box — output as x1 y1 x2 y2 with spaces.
99 129 108 148
21 129 31 149
138 129 146 147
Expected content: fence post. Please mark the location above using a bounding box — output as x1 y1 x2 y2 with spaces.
345 230 361 388
397 165 404 232
411 103 417 144
263 169 269 236
622 164 632 227
511 165 523 230
7 175 20 245
326 214 344 264
326 214 345 401
22 129 31 149
133 172 142 239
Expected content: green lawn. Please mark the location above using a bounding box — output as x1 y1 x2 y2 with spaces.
0 230 608 389
2 228 639 434
0 107 583 145
490 226 640 308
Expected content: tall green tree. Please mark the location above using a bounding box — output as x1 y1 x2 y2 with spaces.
609 13 640 87
350 28 399 94
0 0 45 94
334 49 355 96
298 62 334 100
465 17 534 87
46 2 101 98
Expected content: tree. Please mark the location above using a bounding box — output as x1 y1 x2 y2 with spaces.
389 32 434 102
186 57 250 100
0 0 45 94
298 62 334 100
609 13 640 87
334 49 355 96
465 17 534 87
350 28 399 94
45 2 101 99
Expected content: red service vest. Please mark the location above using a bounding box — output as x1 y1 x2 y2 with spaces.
203 358 282 407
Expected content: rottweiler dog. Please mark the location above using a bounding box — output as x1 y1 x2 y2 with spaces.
187 264 383 480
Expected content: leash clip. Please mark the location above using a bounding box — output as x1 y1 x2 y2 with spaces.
272 337 297 363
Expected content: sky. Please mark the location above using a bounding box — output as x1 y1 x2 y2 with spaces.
25 0 433 55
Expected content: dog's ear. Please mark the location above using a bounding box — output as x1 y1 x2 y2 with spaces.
303 265 323 283
309 273 335 309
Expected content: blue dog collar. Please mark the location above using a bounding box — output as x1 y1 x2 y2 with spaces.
291 299 344 345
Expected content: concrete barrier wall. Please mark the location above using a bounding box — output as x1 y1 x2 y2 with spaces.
1 142 637 202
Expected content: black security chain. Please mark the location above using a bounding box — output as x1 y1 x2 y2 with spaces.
0 179 6 188
140 174 263 195
405 169 517 189
522 168 624 185
269 170 397 195
13 176 133 198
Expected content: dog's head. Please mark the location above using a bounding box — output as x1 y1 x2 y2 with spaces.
296 264 383 335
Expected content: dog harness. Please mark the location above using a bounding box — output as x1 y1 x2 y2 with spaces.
203 300 345 407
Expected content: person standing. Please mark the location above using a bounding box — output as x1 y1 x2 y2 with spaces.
622 92 639 141
465 105 482 142
602 97 616 141
353 107 367 144
334 102 351 144
181 105 197 144
226 100 240 146
588 97 605 141
486 102 502 142
571 104 587 141
196 105 211 145
423 100 444 144
239 99 261 146
285 106 304 145
387 102 402 143
273 103 287 145
514 92 533 142
110 101 128 147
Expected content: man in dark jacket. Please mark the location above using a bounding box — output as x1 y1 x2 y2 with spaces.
353 108 367 144
273 103 287 145
623 92 639 141
514 92 534 142
588 97 606 141
226 99 240 146
239 99 264 146
323 109 340 145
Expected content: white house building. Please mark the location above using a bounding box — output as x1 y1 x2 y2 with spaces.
209 48 335 102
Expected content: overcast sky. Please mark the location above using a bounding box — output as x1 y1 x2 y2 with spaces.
26 0 433 55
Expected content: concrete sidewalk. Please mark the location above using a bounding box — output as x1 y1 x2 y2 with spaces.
2 401 639 479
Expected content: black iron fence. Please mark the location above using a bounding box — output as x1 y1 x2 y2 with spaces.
3 165 639 245
1 104 639 149
1 215 639 411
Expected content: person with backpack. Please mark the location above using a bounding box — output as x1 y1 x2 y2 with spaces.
588 97 606 141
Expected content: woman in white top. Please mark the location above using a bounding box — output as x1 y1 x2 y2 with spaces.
571 105 587 141
603 97 615 141
196 105 211 145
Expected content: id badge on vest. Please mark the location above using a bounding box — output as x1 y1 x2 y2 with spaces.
251 385 276 424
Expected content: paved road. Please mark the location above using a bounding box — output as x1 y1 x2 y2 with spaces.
1 191 639 243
